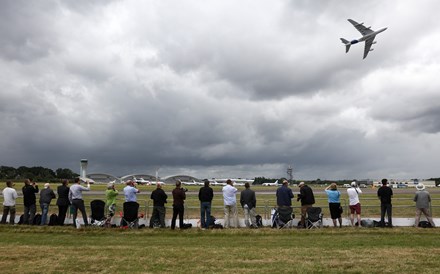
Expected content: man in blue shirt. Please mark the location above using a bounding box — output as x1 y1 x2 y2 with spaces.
124 180 140 202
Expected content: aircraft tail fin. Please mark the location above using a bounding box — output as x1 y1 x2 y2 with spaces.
340 38 351 53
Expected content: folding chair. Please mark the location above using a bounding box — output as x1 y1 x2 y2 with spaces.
120 202 140 229
306 207 323 229
271 207 295 229
90 200 106 227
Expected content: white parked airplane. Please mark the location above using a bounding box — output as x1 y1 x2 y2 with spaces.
262 180 279 186
340 19 387 59
181 180 198 186
133 177 151 185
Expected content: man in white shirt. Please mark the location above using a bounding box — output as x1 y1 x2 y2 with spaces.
1 181 18 225
69 178 90 227
347 181 362 227
222 179 238 228
123 180 140 202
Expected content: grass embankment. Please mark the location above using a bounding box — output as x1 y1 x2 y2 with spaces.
0 226 439 273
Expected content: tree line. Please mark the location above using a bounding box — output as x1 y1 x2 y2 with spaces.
0 166 78 182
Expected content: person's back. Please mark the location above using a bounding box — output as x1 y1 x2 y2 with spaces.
222 184 237 205
276 181 293 207
240 188 256 209
378 185 393 204
1 181 18 224
123 182 139 202
299 185 315 205
151 187 167 206
347 186 362 205
57 184 70 206
3 184 18 206
414 190 431 209
199 185 213 203
22 183 38 206
40 187 55 204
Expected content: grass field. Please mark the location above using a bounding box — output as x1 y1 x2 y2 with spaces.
0 225 439 273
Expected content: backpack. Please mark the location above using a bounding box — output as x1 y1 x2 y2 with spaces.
418 221 433 228
48 213 58 226
182 223 192 229
361 219 374 228
255 215 263 227
208 216 216 226
33 214 42 225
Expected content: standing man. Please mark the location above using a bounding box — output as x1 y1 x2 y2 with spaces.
123 180 140 202
297 182 315 228
377 178 393 227
276 180 294 208
1 181 18 225
240 182 257 228
171 180 186 230
39 183 56 225
56 179 70 226
198 179 213 229
69 178 90 227
222 179 238 228
150 182 168 228
414 183 435 227
22 178 39 225
347 181 362 227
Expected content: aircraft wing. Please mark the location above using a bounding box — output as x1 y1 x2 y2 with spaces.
363 36 375 59
348 19 374 36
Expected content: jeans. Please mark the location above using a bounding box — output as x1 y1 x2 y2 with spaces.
40 203 50 225
380 203 392 226
71 199 88 227
23 204 36 225
1 205 16 224
171 204 184 229
224 204 238 228
200 202 211 228
243 206 257 227
150 206 166 228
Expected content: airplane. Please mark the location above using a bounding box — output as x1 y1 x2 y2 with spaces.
133 177 151 185
340 19 387 59
262 180 279 187
181 180 198 186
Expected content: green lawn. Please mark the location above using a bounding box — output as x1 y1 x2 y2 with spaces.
0 226 439 273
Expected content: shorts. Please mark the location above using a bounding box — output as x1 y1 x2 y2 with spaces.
349 203 361 214
329 203 342 219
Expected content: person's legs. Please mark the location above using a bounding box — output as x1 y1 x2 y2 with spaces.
149 207 158 228
77 200 88 226
380 204 386 227
9 206 16 225
232 205 238 228
23 206 30 225
71 201 78 227
58 205 68 226
421 208 435 227
29 204 36 225
243 207 250 227
205 203 211 229
300 205 307 227
178 205 184 228
386 204 392 227
224 205 231 228
1 206 10 224
338 217 342 227
414 208 422 227
171 205 178 229
158 206 166 228
40 203 49 225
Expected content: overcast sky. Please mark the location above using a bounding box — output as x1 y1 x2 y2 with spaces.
1 0 440 180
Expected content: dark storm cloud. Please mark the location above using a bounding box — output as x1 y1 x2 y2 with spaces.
1 0 440 180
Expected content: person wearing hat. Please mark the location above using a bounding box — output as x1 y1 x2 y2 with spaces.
198 179 213 229
297 182 315 228
347 181 362 227
123 180 140 202
414 183 435 227
39 183 56 225
325 183 342 227
377 178 393 227
105 182 119 227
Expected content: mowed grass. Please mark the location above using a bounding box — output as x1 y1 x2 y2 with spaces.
0 226 440 273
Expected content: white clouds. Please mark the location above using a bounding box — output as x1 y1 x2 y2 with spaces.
1 0 440 179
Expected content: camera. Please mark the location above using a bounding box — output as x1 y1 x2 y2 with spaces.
183 188 188 192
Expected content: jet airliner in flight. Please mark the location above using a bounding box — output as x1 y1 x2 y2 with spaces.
340 19 387 59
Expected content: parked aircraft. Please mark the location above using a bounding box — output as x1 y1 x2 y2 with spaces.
262 180 279 187
340 19 387 59
181 180 198 186
133 177 151 185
